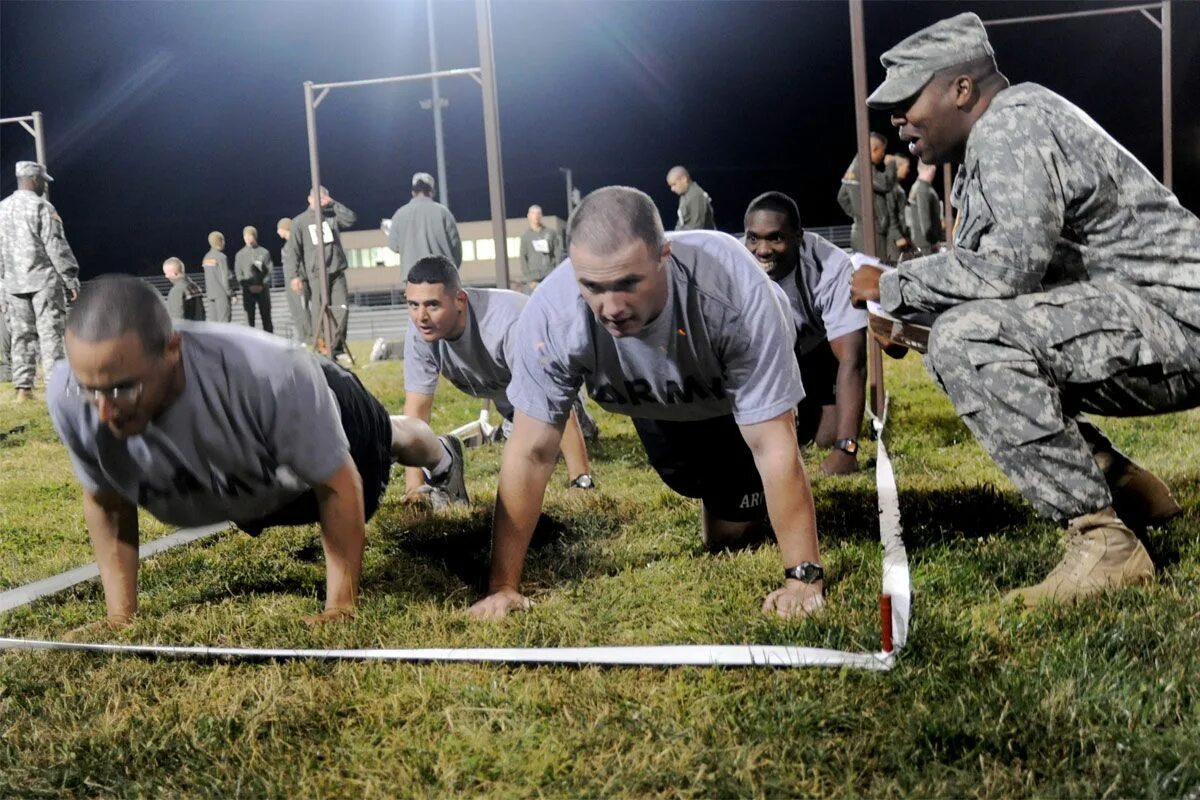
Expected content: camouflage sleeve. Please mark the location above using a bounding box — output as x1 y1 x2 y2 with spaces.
282 226 303 283
836 180 857 219
166 285 185 320
447 212 462 267
40 203 80 292
332 202 357 230
909 187 934 251
550 228 562 266
873 159 897 194
218 253 234 296
879 113 1066 315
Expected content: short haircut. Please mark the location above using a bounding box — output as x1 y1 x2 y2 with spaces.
568 186 665 257
67 276 173 356
163 257 184 276
667 165 689 182
208 231 224 248
528 204 542 214
745 191 801 232
869 131 887 145
406 255 461 294
413 179 434 194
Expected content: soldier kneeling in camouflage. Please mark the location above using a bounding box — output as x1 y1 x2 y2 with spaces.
851 13 1200 608
48 276 467 628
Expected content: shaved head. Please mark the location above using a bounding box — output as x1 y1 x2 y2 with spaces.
568 186 665 258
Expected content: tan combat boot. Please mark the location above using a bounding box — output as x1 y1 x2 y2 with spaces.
14 387 34 402
1095 449 1182 530
1003 508 1155 608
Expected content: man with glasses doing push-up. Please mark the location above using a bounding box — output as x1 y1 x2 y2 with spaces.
47 275 467 630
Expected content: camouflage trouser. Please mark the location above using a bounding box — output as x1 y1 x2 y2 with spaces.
925 282 1200 521
0 290 10 382
286 282 312 343
8 282 67 389
207 293 233 323
310 271 349 355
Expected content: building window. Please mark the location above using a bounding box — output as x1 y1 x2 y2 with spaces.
462 240 475 262
371 247 400 267
475 238 496 261
506 237 521 258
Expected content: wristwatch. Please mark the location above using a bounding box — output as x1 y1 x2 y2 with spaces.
568 474 595 490
833 438 859 456
784 562 824 583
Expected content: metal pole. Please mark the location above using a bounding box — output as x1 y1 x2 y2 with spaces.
561 167 573 217
848 0 884 419
427 0 449 207
32 111 48 201
1161 0 1172 190
303 81 333 352
475 0 510 289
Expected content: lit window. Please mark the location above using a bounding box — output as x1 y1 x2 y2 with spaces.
462 240 475 262
475 238 496 261
507 237 521 258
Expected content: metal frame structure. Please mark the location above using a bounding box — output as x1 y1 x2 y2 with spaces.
302 0 509 354
1 111 48 197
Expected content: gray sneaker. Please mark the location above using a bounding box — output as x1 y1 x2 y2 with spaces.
425 435 468 506
408 484 455 510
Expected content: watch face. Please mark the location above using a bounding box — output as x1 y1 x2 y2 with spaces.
570 474 594 489
837 439 858 455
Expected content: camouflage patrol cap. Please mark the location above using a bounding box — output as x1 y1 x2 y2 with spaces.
867 12 995 110
15 161 53 182
243 225 257 238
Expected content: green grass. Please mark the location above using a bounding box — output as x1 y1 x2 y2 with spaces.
1 348 1199 797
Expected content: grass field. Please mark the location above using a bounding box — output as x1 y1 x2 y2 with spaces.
1 349 1198 798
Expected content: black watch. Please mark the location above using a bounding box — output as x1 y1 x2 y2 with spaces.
784 562 824 583
833 438 859 456
568 473 595 490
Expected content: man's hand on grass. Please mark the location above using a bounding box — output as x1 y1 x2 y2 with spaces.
762 582 826 619
468 588 533 621
63 613 133 642
303 606 356 626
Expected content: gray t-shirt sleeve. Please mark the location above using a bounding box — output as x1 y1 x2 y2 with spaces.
402 320 442 395
505 296 582 425
813 248 868 342
46 362 113 495
722 279 805 426
265 352 351 486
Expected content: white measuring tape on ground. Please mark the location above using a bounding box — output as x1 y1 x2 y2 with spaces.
0 399 910 669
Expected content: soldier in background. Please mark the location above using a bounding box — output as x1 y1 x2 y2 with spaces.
517 204 561 291
851 12 1200 608
0 280 10 384
666 166 716 231
162 257 206 322
907 160 944 254
278 218 311 345
202 231 234 323
0 161 80 400
234 225 274 333
886 154 913 260
387 172 462 281
837 132 901 257
283 185 356 357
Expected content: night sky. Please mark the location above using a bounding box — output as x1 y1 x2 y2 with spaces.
2 0 1198 280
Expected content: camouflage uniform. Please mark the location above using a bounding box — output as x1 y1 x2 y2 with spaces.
837 157 900 257
0 284 10 382
0 188 80 389
906 178 943 254
202 247 234 323
877 83 1200 521
283 201 356 354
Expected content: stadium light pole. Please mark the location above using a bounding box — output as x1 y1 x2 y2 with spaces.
476 0 510 290
426 0 449 208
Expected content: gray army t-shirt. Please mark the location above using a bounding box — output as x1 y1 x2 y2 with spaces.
777 231 868 355
508 230 803 426
47 322 350 528
404 287 526 419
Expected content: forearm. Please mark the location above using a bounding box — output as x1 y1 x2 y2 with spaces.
759 448 820 568
82 492 140 620
834 357 866 442
488 445 557 592
878 250 1046 316
403 392 434 493
316 463 366 610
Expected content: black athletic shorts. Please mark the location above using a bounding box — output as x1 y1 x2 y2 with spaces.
633 414 778 523
237 359 393 535
795 340 839 445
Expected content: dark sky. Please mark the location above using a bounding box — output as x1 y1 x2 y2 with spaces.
2 0 1198 280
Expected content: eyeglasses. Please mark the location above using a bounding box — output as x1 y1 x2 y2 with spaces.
71 380 144 405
